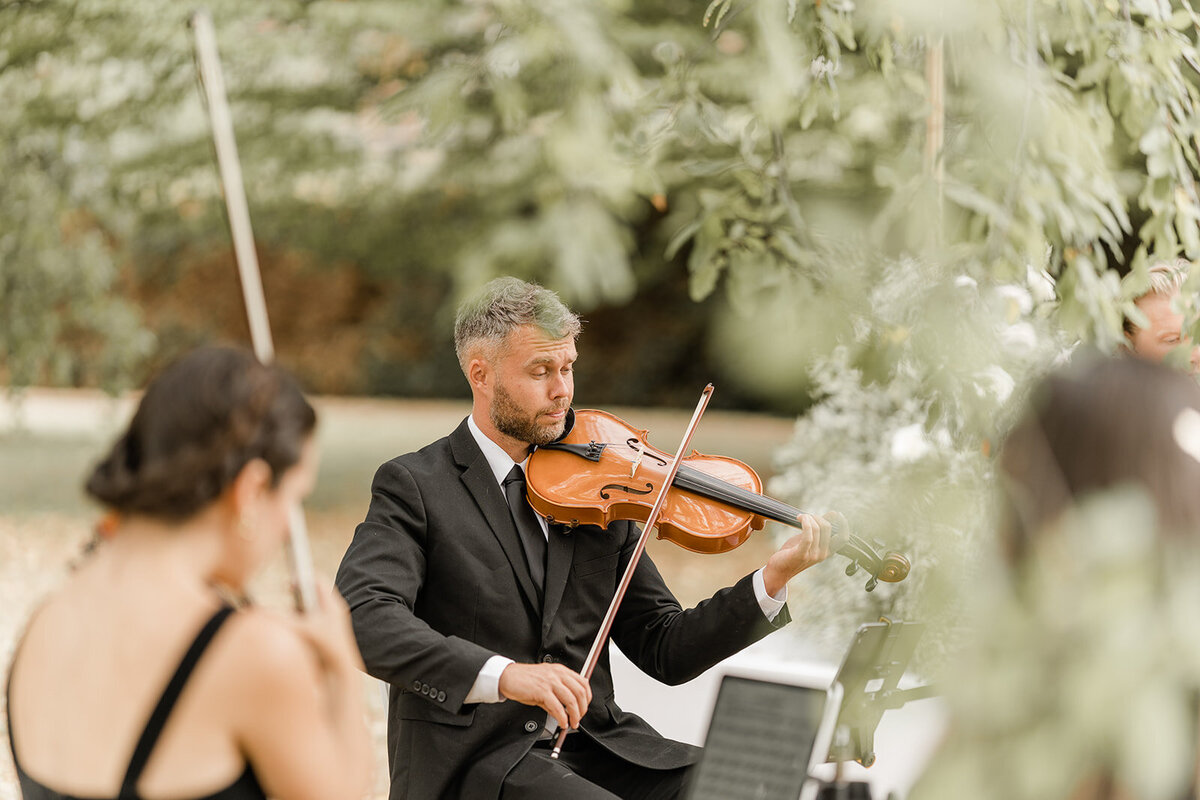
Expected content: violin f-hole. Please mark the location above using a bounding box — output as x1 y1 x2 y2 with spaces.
599 482 655 500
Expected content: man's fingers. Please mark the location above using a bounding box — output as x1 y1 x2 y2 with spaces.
816 514 832 556
552 682 583 728
823 510 849 552
544 670 591 729
542 693 569 731
561 671 591 728
799 514 821 560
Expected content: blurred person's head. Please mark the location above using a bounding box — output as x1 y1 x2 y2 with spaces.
85 345 318 587
999 354 1200 565
1123 259 1200 374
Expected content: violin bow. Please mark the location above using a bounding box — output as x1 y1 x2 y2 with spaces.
189 8 319 613
550 384 716 759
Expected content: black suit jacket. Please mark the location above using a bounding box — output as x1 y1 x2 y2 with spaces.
335 416 791 800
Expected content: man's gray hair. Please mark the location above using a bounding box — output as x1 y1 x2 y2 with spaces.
1143 258 1190 298
454 277 582 373
1125 258 1192 335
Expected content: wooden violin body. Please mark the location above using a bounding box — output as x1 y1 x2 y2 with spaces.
526 409 910 592
527 410 765 553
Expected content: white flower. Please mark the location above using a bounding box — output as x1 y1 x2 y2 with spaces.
810 55 840 81
999 321 1039 352
994 284 1033 318
976 365 1015 403
890 424 932 462
1026 264 1057 304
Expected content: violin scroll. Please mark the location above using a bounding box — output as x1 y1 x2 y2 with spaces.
838 536 910 592
878 551 911 583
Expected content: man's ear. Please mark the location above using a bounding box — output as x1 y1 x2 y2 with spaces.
468 357 492 393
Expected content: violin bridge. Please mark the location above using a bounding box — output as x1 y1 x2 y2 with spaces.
630 442 644 478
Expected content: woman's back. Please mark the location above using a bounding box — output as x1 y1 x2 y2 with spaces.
8 548 266 799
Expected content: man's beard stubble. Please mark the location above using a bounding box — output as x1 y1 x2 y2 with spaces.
490 382 567 447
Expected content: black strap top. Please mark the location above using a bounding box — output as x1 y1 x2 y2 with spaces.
7 606 267 800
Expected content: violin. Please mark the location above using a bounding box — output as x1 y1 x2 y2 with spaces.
526 409 910 592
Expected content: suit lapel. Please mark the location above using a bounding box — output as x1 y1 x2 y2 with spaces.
450 420 542 616
540 522 576 638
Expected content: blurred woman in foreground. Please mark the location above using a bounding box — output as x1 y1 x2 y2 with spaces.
5 346 372 800
914 355 1200 800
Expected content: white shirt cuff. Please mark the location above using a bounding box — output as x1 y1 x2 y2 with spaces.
753 567 788 622
465 655 515 704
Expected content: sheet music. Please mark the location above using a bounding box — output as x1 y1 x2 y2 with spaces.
687 677 827 800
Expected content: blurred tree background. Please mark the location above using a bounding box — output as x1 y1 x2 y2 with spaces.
5 0 1200 665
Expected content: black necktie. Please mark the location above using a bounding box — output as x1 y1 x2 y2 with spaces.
503 464 547 596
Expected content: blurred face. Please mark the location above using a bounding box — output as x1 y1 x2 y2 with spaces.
487 325 575 450
216 436 319 587
258 437 319 549
1128 291 1200 375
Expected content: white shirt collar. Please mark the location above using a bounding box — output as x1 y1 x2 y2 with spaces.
466 413 529 486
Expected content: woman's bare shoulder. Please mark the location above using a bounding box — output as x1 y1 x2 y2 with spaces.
214 608 321 687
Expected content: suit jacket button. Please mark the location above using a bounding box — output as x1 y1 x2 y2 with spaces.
421 683 430 695
524 720 539 733
541 654 554 663
437 690 446 702
412 680 421 692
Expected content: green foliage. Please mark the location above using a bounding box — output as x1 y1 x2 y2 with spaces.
5 0 1200 390
660 0 1200 341
631 0 1200 664
0 0 405 388
913 490 1200 799
7 0 1200 699
0 146 153 389
764 259 1065 666
0 0 724 396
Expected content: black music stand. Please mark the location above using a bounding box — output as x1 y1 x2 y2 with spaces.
827 619 930 769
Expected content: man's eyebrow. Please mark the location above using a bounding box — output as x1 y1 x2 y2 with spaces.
525 354 576 367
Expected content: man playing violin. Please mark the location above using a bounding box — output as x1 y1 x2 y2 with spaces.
336 277 840 800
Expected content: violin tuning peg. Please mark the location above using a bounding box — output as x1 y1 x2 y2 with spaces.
865 576 878 592
844 562 859 577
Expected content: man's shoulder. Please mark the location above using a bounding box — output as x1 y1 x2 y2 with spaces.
376 419 474 475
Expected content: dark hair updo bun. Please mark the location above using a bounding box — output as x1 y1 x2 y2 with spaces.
85 345 317 520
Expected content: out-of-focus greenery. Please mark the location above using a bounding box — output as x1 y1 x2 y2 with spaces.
912 490 1200 800
8 0 1196 397
5 0 1200 653
648 0 1200 668
1 0 460 394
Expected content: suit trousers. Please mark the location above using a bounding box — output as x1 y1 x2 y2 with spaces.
498 736 692 800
